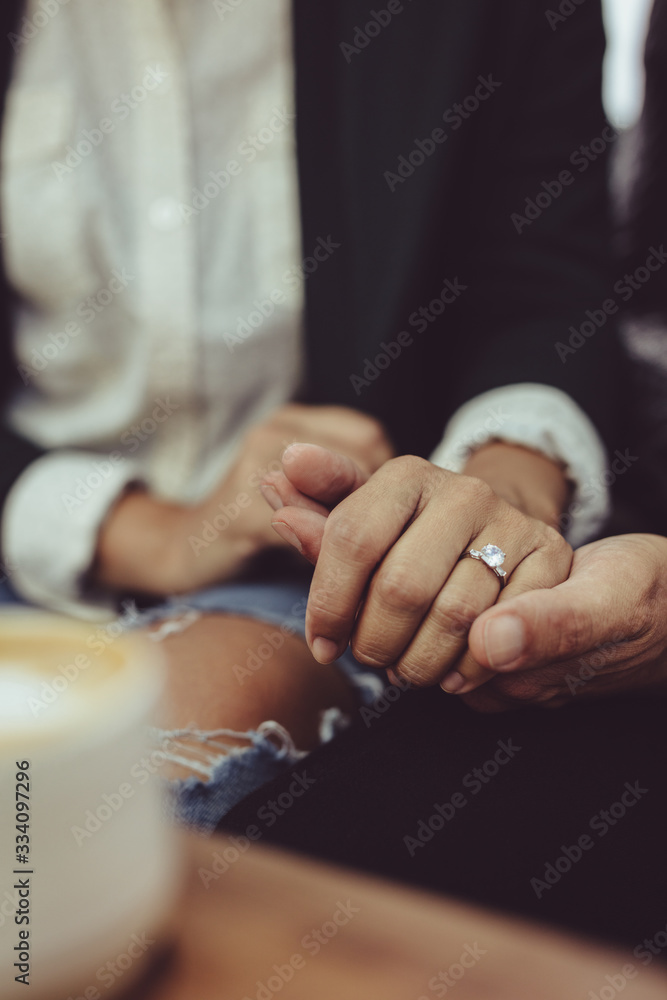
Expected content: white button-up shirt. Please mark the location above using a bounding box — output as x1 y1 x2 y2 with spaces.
1 0 608 618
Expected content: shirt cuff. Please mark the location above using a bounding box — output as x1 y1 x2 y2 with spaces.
428 383 610 547
2 451 144 620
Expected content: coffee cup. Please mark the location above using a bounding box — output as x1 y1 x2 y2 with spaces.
0 610 180 999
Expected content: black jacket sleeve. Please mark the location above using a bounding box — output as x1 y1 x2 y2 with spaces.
453 0 621 446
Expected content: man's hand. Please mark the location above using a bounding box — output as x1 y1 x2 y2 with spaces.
94 405 392 596
262 443 573 691
460 534 667 712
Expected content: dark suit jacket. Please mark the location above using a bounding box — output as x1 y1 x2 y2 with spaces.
0 1 620 523
604 0 667 537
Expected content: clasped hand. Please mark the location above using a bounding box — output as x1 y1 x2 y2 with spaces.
261 445 667 710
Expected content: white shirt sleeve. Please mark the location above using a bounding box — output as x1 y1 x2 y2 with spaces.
428 383 609 548
2 451 144 620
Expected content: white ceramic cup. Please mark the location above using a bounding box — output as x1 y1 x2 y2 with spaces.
0 610 180 1000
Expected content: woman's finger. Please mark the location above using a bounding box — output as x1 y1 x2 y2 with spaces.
281 443 369 506
304 457 437 663
386 526 547 688
348 516 486 679
387 556 501 687
260 470 330 516
271 507 328 564
271 406 392 471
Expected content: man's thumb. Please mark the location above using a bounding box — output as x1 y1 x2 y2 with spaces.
468 580 598 673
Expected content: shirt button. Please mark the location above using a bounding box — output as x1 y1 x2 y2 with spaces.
148 197 183 232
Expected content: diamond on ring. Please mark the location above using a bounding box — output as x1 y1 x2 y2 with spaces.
468 544 507 584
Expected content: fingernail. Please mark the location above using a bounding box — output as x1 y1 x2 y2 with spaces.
483 616 526 669
441 671 465 694
260 484 283 511
311 637 339 664
271 520 303 553
282 442 307 465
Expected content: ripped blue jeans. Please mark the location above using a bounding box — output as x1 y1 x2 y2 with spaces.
0 577 385 833
127 580 386 833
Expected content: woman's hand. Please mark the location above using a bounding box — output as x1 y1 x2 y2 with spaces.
182 404 392 582
459 534 667 712
262 443 573 692
93 405 392 596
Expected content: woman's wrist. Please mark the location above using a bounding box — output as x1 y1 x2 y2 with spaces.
94 442 572 595
94 488 192 595
462 441 571 527
94 487 266 596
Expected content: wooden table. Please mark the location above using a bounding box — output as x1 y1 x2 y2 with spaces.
120 834 667 1000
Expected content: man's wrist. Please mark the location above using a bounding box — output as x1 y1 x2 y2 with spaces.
462 441 571 527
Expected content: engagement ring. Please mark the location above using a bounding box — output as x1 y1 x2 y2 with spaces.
466 543 508 586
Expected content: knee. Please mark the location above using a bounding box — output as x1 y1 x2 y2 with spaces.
144 612 358 750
